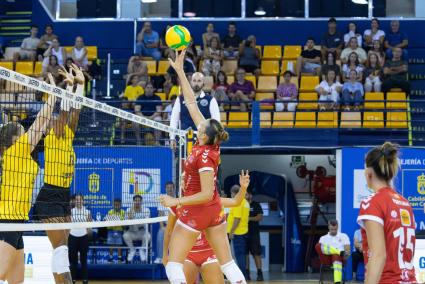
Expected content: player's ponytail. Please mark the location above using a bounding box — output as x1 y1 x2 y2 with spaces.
205 119 229 145
366 142 399 182
0 122 23 151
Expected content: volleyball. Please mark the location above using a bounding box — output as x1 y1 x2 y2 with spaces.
165 25 191 51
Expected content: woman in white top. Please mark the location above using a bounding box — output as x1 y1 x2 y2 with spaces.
71 36 89 70
69 194 91 284
43 38 66 67
363 18 385 51
342 52 363 83
202 23 220 49
316 69 342 110
344 22 362 48
202 36 223 77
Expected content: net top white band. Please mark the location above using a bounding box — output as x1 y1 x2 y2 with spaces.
0 216 168 232
0 66 187 137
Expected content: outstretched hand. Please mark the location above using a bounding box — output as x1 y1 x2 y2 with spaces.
239 170 250 189
167 49 186 74
70 63 85 85
58 65 74 86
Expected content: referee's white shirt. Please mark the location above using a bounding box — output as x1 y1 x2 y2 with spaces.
70 206 91 237
169 91 221 140
319 232 350 251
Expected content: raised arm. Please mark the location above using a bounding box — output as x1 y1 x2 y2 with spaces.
68 63 84 133
27 73 57 151
168 50 205 127
221 170 250 207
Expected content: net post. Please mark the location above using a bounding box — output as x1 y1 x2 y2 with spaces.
106 53 112 99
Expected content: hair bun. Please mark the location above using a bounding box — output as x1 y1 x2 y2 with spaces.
219 129 229 142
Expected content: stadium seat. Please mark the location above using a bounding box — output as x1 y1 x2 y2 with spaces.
220 112 228 127
156 92 167 101
257 76 277 92
245 75 257 88
263 45 282 60
255 93 274 110
364 92 385 109
340 112 361 128
387 111 408 128
259 112 272 127
64 46 73 55
386 92 407 110
281 60 296 73
86 46 98 60
298 93 318 110
15 61 34 76
34 61 43 76
363 112 384 128
0 61 13 70
295 112 316 128
227 75 235 85
283 45 302 60
261 61 280 76
227 112 250 128
299 76 319 92
272 112 294 128
222 60 238 75
157 60 170 75
145 60 157 75
203 76 214 91
317 111 338 128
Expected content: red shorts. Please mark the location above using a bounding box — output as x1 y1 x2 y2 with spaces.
186 249 217 267
177 202 225 232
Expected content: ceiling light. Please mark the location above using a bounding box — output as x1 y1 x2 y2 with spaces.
141 0 157 3
254 7 266 16
184 11 196 17
352 0 368 4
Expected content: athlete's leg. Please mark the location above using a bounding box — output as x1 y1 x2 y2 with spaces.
200 262 225 284
5 249 24 284
183 260 200 284
0 242 18 281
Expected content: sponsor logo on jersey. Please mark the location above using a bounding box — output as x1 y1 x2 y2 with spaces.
400 209 411 226
200 99 208 107
417 173 425 195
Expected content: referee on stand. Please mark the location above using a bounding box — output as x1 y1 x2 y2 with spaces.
168 72 220 150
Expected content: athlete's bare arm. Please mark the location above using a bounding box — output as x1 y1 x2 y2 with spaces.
221 170 250 208
364 220 386 284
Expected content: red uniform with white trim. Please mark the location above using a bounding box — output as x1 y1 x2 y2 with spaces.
357 187 417 284
169 206 217 266
178 143 225 232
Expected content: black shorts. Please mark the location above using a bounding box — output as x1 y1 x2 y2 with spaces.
0 220 24 250
247 233 262 256
33 184 71 220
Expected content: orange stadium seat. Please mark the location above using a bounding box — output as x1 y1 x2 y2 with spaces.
261 61 280 76
145 60 157 75
227 75 235 85
220 112 228 127
86 46 98 60
340 112 361 128
263 45 282 60
281 60 296 73
386 92 407 110
283 45 302 60
363 112 384 128
34 61 43 76
156 92 167 101
259 112 272 127
255 92 275 110
364 92 385 109
228 112 250 128
64 46 73 55
387 111 408 128
257 76 277 92
222 60 238 75
317 111 338 128
245 75 257 89
15 61 34 76
298 92 318 110
0 61 13 70
299 76 319 92
295 112 316 128
157 60 170 75
272 112 294 128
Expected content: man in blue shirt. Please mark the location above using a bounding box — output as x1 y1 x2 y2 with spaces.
321 18 343 60
136 22 161 61
384 20 408 60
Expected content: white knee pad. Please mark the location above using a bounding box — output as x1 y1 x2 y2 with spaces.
51 245 70 274
165 261 186 284
221 260 246 284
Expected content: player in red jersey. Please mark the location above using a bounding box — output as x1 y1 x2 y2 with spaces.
163 170 250 284
357 142 417 284
159 49 246 284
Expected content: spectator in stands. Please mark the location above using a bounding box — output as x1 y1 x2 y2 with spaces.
276 70 298 112
385 20 409 60
202 36 223 76
43 38 66 67
352 228 364 280
71 36 89 70
202 22 220 49
227 185 250 279
342 70 364 110
238 35 261 76
134 81 163 145
154 181 175 264
364 53 382 92
106 198 125 263
363 18 385 52
341 37 367 64
125 55 148 85
36 24 58 61
160 25 173 59
382 47 410 94
223 21 242 59
317 220 350 284
229 68 256 111
316 69 342 110
68 194 91 284
163 73 177 97
166 51 196 77
13 25 39 61
123 195 151 262
321 17 343 60
296 37 321 76
342 52 363 82
120 75 144 144
169 72 220 150
136 21 161 61
343 22 362 48
42 55 62 85
321 51 341 82
163 94 177 122
212 70 230 111
368 40 385 67
186 38 200 67
245 192 264 281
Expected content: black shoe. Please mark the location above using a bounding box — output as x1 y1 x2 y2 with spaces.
245 270 251 280
257 270 264 281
